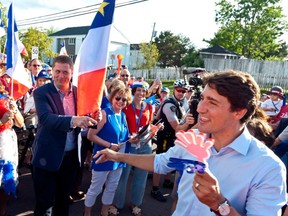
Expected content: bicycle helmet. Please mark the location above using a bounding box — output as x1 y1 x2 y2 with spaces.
173 79 188 90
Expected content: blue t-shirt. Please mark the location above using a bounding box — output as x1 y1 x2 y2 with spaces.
92 107 129 171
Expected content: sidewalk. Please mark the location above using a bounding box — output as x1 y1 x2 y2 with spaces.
8 166 173 216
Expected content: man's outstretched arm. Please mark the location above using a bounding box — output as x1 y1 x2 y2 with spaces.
95 149 155 172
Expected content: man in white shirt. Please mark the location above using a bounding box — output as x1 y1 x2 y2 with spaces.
96 70 286 216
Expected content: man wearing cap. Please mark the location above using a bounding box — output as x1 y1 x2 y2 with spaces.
260 86 284 117
151 79 194 202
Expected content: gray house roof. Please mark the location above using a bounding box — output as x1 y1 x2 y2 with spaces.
49 25 130 45
49 26 90 36
200 45 240 56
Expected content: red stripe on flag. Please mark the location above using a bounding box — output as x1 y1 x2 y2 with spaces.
10 79 29 100
77 68 106 116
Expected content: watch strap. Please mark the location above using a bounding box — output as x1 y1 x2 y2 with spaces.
210 198 230 215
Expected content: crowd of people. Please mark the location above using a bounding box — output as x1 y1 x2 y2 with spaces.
0 55 287 216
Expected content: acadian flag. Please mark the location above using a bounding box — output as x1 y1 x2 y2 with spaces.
73 0 115 116
59 40 68 56
6 2 31 100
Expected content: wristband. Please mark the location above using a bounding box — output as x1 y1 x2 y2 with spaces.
109 143 113 149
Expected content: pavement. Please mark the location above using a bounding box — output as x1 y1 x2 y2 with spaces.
7 166 173 216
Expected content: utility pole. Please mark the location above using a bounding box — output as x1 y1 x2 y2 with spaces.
148 22 156 79
150 22 156 43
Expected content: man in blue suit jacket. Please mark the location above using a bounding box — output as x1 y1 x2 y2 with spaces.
32 55 99 216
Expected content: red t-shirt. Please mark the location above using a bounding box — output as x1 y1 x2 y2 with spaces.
123 102 153 134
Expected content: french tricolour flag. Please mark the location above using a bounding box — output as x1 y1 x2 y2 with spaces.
73 0 115 116
6 2 31 100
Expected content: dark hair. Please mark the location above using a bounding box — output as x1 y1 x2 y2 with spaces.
52 55 73 71
203 70 260 124
109 86 132 105
131 86 148 97
147 80 161 98
247 108 275 147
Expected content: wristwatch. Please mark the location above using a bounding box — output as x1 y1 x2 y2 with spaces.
211 199 231 216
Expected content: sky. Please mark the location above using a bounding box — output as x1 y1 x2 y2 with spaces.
1 0 288 50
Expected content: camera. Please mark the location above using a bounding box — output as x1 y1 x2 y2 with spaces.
183 68 206 125
188 75 203 87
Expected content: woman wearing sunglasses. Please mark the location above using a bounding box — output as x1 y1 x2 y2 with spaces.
84 86 132 216
0 78 24 216
113 81 153 216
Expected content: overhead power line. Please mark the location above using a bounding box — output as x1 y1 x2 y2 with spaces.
17 0 148 27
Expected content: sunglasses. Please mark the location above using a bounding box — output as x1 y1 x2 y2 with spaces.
121 74 129 77
175 88 187 94
33 64 41 67
115 96 127 102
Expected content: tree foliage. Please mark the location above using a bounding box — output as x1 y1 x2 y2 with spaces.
154 31 198 68
139 42 159 70
205 0 288 60
0 4 7 54
20 27 56 61
182 48 204 68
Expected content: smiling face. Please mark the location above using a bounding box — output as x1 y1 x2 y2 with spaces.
196 85 247 139
133 87 147 102
52 62 73 92
112 92 128 113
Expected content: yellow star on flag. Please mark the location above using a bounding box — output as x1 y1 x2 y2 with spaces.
98 2 110 16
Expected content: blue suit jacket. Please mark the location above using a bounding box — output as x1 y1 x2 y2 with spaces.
32 82 80 171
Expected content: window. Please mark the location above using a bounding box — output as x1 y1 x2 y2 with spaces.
68 38 76 45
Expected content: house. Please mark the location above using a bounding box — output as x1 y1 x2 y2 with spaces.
129 43 145 69
199 45 241 60
48 25 130 68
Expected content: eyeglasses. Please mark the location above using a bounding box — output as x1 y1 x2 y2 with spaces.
175 88 187 94
121 74 129 77
115 96 127 102
33 64 41 68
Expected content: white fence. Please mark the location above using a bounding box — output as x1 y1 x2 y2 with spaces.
130 59 288 89
204 58 288 89
131 68 182 81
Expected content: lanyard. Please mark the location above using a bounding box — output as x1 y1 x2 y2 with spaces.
132 101 144 132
